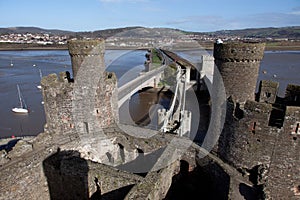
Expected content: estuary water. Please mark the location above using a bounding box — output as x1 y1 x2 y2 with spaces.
0 49 147 138
176 50 300 97
0 49 299 138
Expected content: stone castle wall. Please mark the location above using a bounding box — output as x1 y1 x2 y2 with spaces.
43 150 143 200
213 41 300 199
41 39 119 137
266 106 300 198
285 84 300 106
257 80 279 104
2 39 299 199
218 79 300 198
213 42 265 104
41 72 75 136
220 100 275 169
68 39 106 78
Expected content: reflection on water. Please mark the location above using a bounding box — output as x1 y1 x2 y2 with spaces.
120 88 173 129
0 50 70 138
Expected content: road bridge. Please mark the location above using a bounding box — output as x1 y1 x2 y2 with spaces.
117 65 166 107
116 49 216 138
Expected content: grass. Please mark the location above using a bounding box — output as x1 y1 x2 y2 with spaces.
265 41 300 51
151 48 162 68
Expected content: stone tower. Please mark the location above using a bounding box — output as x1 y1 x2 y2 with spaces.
213 42 265 104
67 39 119 133
41 39 118 137
68 39 106 78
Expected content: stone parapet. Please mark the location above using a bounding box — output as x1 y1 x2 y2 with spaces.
213 42 265 104
285 84 300 106
213 42 265 62
68 39 106 78
68 39 105 56
257 80 279 104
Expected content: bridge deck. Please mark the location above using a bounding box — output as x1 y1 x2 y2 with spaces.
118 65 166 107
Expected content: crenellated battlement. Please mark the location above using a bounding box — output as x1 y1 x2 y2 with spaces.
213 42 265 62
41 71 75 135
218 76 300 198
41 71 72 87
1 38 300 200
68 39 105 56
285 84 300 106
41 38 119 136
37 40 300 199
213 42 266 104
68 39 106 78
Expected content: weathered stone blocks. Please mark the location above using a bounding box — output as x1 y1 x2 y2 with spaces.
68 39 105 78
213 42 265 104
257 80 279 104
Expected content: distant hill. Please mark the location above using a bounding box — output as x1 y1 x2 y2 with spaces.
0 26 74 35
110 27 185 38
202 26 300 39
77 26 143 39
1 26 300 40
0 26 143 39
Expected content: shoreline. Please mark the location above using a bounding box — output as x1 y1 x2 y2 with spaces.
198 45 300 51
1 43 300 51
0 135 35 146
2 47 300 52
0 46 149 51
0 46 298 141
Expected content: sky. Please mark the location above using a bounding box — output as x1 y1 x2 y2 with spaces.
0 0 299 32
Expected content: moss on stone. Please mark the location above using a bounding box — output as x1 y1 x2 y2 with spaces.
260 80 279 88
244 100 272 113
213 42 266 62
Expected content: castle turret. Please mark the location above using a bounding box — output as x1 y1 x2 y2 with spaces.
68 39 105 78
67 39 118 131
41 39 118 136
213 42 265 104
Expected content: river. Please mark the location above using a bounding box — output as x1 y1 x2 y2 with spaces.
0 49 299 138
176 50 300 97
0 49 147 138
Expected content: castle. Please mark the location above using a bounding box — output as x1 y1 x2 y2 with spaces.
214 42 300 198
0 39 299 199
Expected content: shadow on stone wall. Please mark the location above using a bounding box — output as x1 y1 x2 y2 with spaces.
239 183 265 200
101 184 135 199
0 139 20 152
164 160 229 200
193 89 211 144
43 149 91 200
117 147 165 176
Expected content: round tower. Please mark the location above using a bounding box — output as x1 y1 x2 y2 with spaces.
213 42 265 104
68 39 105 78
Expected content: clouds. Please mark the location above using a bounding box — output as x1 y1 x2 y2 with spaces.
163 10 300 32
290 6 300 15
0 0 299 32
234 11 300 30
165 15 241 31
72 0 300 32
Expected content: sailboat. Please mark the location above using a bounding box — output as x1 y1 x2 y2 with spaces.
10 60 13 67
12 84 28 114
37 69 42 89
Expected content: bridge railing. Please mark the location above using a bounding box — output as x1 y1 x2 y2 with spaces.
118 65 167 101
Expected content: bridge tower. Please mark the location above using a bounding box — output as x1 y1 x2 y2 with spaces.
213 42 265 104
